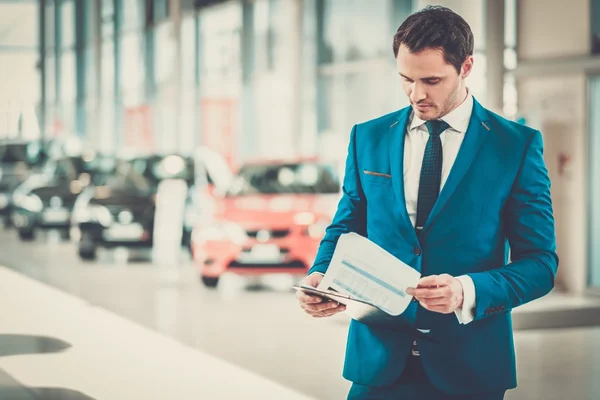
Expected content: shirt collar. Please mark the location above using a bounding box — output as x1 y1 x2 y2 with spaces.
409 92 474 134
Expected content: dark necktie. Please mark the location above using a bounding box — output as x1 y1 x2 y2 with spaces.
415 120 450 231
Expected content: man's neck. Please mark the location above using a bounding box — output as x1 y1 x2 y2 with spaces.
444 88 469 117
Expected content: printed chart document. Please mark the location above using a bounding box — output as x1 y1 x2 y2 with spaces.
295 233 421 326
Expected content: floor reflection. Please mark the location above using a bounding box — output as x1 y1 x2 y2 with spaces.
0 334 71 357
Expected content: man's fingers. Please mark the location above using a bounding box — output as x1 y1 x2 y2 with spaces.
296 291 324 304
416 275 445 287
301 300 343 313
306 308 345 318
408 287 450 299
420 298 448 307
306 304 346 318
415 274 454 288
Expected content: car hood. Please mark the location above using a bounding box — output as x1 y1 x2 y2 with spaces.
90 187 154 208
0 173 28 192
30 181 79 203
218 194 340 229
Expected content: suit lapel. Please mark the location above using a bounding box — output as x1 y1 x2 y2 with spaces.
389 107 416 240
421 99 491 234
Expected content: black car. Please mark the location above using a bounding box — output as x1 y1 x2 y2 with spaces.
11 152 118 240
74 154 194 260
0 140 47 224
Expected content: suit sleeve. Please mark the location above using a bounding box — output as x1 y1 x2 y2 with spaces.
307 125 367 275
467 130 559 320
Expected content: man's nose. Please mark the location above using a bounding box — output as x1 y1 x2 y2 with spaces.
410 83 427 104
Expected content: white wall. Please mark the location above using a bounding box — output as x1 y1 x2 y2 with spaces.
517 0 591 294
518 75 588 294
518 0 590 59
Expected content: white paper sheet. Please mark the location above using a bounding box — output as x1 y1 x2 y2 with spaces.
317 232 421 316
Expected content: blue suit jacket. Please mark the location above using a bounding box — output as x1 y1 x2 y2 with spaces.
308 99 558 395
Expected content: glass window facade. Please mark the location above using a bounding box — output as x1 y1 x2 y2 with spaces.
199 1 242 164
0 2 38 48
588 76 600 287
35 0 499 161
122 0 145 32
322 0 390 64
61 50 77 103
121 32 146 100
155 22 176 87
61 0 75 49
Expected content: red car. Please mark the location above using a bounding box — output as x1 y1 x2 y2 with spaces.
191 159 341 288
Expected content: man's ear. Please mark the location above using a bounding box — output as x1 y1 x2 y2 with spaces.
461 56 474 79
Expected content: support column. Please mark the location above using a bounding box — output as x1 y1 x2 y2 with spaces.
39 0 47 141
240 0 256 164
290 0 303 155
169 0 182 152
314 0 327 136
75 0 88 138
54 2 62 106
144 0 156 147
93 0 102 148
485 0 504 114
113 0 122 153
193 13 201 151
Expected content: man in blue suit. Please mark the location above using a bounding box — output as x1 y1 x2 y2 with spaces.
296 5 558 399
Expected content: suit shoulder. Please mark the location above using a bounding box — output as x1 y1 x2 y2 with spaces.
354 108 409 138
485 109 539 144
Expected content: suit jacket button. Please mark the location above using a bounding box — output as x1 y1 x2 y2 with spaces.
414 246 421 256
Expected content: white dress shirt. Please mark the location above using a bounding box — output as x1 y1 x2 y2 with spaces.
405 93 475 325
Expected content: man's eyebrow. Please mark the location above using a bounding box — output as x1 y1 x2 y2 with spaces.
399 73 442 81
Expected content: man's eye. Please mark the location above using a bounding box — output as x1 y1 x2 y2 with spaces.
425 80 440 85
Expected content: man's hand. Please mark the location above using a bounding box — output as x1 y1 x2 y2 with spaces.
407 274 464 314
296 274 346 318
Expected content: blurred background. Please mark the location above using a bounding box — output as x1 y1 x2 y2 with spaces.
0 0 599 399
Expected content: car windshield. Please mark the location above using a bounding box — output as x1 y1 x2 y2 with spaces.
42 157 86 181
102 162 153 193
130 155 194 186
0 143 31 164
228 163 340 195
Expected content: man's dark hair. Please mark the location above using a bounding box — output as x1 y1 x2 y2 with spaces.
393 6 474 73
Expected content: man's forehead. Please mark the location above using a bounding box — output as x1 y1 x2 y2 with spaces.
397 47 454 77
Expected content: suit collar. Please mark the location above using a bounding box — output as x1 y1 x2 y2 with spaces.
388 99 491 237
389 107 417 242
420 97 492 233
409 93 474 134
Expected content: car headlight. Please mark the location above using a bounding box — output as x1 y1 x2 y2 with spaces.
222 222 249 244
194 221 248 245
308 220 330 239
13 193 43 213
91 205 113 226
73 204 112 226
293 212 315 225
183 206 199 229
0 193 9 208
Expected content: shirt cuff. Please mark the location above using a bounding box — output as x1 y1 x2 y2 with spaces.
455 275 476 324
309 272 325 276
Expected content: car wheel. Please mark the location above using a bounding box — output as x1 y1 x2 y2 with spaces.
78 235 97 261
60 228 70 240
18 228 35 241
201 276 219 288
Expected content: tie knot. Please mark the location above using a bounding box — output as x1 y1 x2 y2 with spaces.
425 120 450 137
